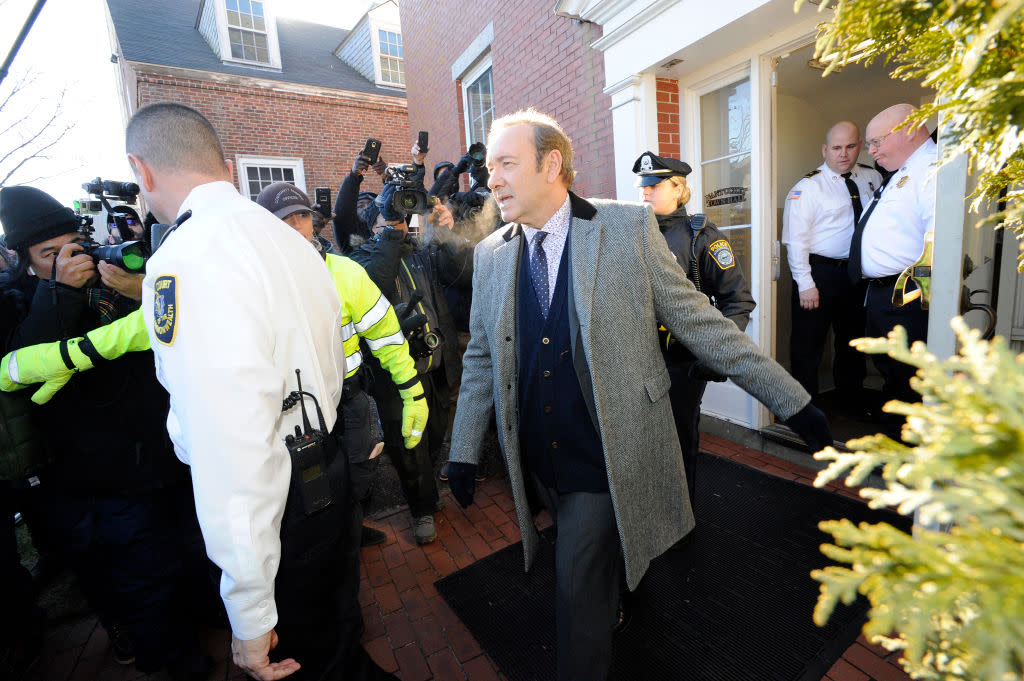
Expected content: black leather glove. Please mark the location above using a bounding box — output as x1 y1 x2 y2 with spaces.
784 402 833 453
454 154 473 174
446 461 478 508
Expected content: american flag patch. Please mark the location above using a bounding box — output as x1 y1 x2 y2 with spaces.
787 190 802 200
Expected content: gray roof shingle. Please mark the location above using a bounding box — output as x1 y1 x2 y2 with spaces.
106 0 404 99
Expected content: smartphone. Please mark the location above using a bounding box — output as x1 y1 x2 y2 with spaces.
417 130 429 154
314 187 331 219
362 138 382 164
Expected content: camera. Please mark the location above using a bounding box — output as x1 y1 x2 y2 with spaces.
468 142 486 167
395 292 440 359
383 164 437 216
81 178 140 203
79 177 150 272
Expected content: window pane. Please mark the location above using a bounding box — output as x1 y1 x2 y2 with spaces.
253 16 265 31
226 0 237 10
249 181 261 200
256 46 268 62
258 167 271 182
247 167 259 180
239 0 251 13
283 168 294 182
226 10 239 25
255 33 267 50
700 78 751 159
251 1 263 16
240 13 253 29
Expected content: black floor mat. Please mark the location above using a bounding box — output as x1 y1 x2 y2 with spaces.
436 452 910 681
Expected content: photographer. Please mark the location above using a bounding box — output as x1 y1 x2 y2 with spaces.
0 186 212 679
351 174 472 545
332 150 387 253
429 142 490 201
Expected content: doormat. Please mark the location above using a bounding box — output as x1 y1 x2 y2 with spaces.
436 452 909 681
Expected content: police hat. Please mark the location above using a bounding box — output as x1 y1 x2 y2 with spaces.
256 182 311 220
632 152 692 187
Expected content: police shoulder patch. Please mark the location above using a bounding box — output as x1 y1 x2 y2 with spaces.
709 239 735 270
803 169 821 178
153 275 178 346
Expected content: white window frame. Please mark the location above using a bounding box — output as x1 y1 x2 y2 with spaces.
236 155 306 201
461 55 494 148
215 0 282 70
370 21 405 88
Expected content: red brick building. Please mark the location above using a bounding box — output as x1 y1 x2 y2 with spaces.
105 0 411 201
398 0 618 199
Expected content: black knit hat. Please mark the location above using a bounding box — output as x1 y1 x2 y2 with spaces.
0 186 81 251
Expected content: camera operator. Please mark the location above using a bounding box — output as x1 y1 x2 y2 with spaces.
332 150 388 253
351 165 473 545
430 143 490 200
0 185 212 679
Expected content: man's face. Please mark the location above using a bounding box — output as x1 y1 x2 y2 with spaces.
357 197 373 215
822 127 861 175
282 209 315 243
865 117 912 172
486 124 560 228
27 232 89 280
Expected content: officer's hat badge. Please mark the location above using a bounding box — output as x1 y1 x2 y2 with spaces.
640 154 654 173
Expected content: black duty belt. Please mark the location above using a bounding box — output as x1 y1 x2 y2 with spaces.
809 253 848 267
865 275 900 288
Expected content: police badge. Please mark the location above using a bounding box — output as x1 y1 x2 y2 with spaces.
153 275 178 346
896 176 910 188
639 154 653 173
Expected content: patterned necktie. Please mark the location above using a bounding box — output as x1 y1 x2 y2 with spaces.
841 172 863 224
531 231 550 317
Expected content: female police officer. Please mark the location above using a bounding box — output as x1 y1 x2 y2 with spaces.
633 152 755 506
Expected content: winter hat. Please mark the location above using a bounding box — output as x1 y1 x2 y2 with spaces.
0 186 81 250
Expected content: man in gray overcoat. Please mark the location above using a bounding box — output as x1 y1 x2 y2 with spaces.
445 109 831 681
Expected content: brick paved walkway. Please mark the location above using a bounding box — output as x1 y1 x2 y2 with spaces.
33 433 911 681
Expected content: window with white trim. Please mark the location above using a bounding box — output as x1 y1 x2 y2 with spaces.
226 0 269 63
376 28 405 86
236 156 306 201
462 57 493 146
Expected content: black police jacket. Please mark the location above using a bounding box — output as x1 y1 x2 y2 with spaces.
350 227 472 387
657 207 756 369
1 274 188 494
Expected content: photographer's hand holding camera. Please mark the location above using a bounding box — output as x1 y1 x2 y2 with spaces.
332 151 389 253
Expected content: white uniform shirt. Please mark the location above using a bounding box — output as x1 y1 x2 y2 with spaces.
860 138 937 278
141 181 346 640
523 194 571 305
782 162 881 292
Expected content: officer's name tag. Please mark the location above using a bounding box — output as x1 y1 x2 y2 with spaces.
154 275 178 346
709 239 735 270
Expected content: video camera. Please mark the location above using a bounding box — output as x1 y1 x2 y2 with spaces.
383 164 437 216
78 177 149 272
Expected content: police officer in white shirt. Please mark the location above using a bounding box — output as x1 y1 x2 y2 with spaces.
849 103 936 407
126 103 396 681
782 121 881 407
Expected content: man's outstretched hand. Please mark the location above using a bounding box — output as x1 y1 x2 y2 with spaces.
231 630 300 681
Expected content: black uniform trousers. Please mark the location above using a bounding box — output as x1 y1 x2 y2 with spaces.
666 363 706 506
269 420 396 681
790 254 867 399
364 355 440 518
532 480 622 681
864 278 929 405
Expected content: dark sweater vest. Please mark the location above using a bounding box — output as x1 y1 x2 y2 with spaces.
517 232 606 493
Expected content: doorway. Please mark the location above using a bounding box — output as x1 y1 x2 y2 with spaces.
772 44 933 442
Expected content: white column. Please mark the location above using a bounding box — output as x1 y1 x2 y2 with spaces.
604 73 658 200
928 123 968 360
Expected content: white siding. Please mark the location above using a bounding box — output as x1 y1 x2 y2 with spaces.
198 0 221 59
336 21 374 82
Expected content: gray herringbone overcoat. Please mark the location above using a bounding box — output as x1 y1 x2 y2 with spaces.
448 193 810 590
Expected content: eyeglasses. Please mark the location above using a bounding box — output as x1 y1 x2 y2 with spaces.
866 132 893 150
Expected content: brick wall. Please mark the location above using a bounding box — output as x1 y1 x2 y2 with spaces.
656 77 680 160
400 0 616 199
135 73 410 197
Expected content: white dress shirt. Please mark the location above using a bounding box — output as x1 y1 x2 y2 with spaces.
523 195 572 305
860 138 937 278
782 162 881 291
142 181 346 640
